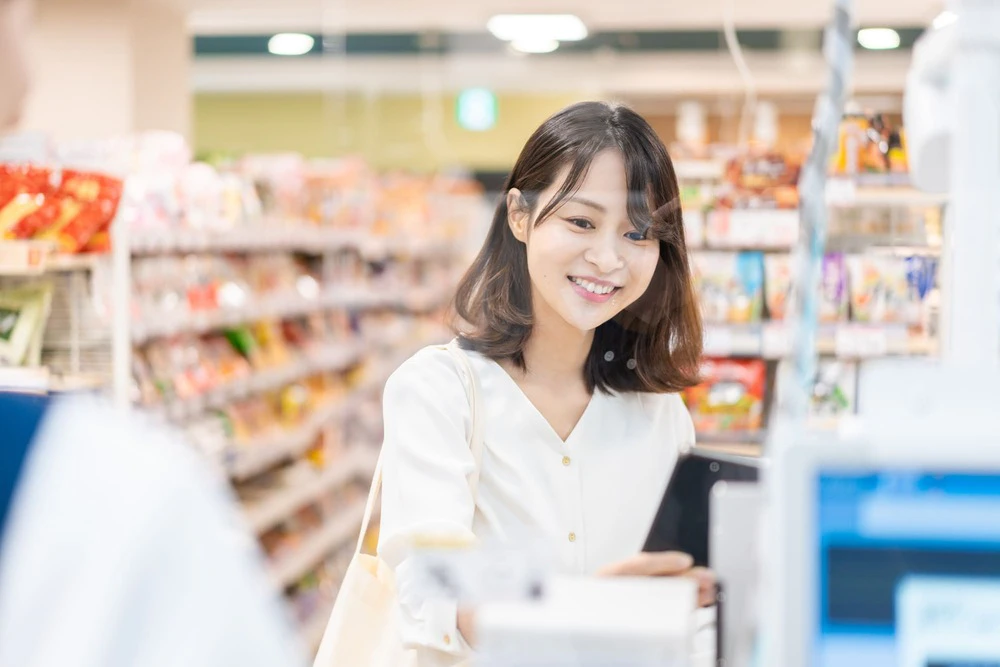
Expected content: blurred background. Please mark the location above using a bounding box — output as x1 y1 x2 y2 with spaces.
0 0 949 655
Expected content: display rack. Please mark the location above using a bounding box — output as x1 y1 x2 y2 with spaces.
679 158 946 450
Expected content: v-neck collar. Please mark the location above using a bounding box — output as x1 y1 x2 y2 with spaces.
486 357 598 446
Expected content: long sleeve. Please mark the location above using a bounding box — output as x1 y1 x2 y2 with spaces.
377 348 478 662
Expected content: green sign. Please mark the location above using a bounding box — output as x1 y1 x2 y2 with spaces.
456 88 497 131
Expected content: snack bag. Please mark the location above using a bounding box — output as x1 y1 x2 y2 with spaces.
847 255 911 324
691 252 764 324
765 254 792 320
905 255 938 332
683 358 767 433
820 253 850 322
0 282 54 366
35 170 124 253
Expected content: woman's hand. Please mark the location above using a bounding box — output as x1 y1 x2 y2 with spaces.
597 552 717 607
457 608 477 648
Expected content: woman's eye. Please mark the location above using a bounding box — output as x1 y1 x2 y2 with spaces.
567 218 593 230
625 230 648 242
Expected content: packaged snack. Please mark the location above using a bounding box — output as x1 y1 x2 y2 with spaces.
691 252 764 323
684 358 767 433
718 151 801 210
810 360 857 419
846 255 913 324
36 170 124 253
905 255 938 333
0 282 54 366
764 254 792 320
819 253 849 323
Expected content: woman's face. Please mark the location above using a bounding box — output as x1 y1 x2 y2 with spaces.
508 149 661 334
0 0 32 130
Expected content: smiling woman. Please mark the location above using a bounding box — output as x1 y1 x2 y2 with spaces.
455 100 703 393
324 100 712 666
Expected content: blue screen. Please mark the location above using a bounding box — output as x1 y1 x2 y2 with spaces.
815 470 1000 667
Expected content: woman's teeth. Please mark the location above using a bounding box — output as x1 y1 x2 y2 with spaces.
570 277 618 295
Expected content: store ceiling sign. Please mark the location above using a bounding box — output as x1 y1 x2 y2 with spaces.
457 88 497 132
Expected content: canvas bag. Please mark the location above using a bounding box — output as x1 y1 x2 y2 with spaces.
313 340 485 667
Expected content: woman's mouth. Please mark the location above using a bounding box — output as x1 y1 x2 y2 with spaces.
568 276 622 303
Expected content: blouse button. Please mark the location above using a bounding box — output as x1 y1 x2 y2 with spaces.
443 634 452 646
562 456 571 466
568 532 577 543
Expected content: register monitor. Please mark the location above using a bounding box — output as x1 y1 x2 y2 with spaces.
772 437 1000 667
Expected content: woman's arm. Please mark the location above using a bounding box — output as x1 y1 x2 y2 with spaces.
377 349 479 658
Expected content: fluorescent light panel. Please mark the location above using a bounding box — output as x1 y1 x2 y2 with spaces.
857 28 900 50
487 14 588 42
268 33 316 56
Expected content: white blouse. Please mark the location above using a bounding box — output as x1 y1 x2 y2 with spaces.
377 344 696 664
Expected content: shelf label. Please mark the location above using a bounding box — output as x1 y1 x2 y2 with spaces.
835 325 888 358
704 326 735 356
762 323 791 358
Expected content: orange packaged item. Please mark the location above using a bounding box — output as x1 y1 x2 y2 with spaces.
35 170 124 253
684 359 767 434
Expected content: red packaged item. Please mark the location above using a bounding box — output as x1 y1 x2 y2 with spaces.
35 170 124 253
684 358 767 434
0 164 52 209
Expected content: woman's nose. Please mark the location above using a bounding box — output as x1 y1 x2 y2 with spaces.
584 237 624 274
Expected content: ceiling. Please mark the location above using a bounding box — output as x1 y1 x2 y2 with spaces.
187 0 946 34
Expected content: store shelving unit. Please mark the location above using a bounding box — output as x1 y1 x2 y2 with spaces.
245 447 380 534
682 166 947 449
270 499 368 588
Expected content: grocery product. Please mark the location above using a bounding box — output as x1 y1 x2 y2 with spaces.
0 282 54 366
846 254 918 324
691 252 764 323
684 358 767 433
718 150 801 210
779 359 857 420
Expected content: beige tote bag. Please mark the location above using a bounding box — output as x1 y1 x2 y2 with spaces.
313 340 485 667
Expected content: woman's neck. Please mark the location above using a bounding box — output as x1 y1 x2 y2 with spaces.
520 297 594 386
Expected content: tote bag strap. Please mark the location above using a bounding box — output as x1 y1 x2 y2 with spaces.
354 338 485 556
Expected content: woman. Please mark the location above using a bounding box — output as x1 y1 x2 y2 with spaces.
379 101 708 662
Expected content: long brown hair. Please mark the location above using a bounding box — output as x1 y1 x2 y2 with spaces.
454 101 702 394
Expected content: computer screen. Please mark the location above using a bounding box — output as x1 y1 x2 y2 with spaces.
815 470 1000 667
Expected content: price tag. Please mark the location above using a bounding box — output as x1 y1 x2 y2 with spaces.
826 178 857 205
703 326 735 356
836 325 888 358
762 323 791 358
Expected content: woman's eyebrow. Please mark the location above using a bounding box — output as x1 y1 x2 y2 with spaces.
564 196 607 213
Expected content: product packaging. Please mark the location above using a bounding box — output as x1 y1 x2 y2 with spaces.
691 251 765 323
684 358 767 433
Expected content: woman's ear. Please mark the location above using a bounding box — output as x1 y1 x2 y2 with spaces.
506 188 530 243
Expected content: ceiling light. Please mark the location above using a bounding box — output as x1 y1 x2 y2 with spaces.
933 10 958 29
510 38 560 54
487 14 588 42
268 33 315 56
857 28 901 50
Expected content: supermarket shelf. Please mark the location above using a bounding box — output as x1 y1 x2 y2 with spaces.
130 225 460 260
0 367 107 393
0 240 105 275
160 342 366 422
225 400 348 482
271 500 367 589
132 285 451 343
704 323 936 359
674 160 725 181
302 603 334 653
245 447 380 534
